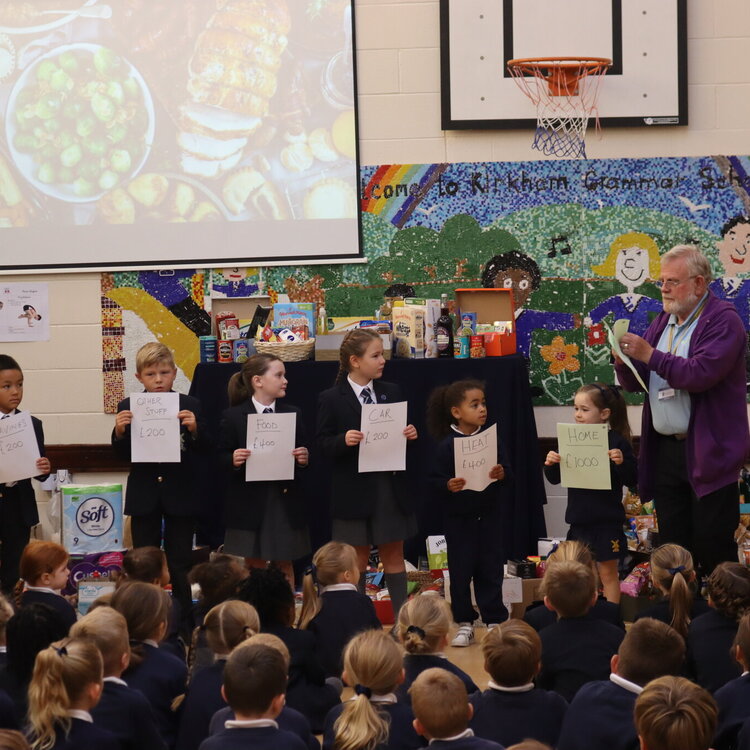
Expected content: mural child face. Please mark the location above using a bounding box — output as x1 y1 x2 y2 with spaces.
496 268 533 307
718 222 750 273
615 246 649 290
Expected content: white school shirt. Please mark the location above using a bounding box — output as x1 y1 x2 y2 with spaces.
347 376 375 404
252 397 276 414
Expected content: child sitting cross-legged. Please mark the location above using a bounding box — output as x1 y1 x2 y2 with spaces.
409 669 503 750
70 606 165 750
714 612 750 750
469 620 567 749
556 617 686 750
198 641 307 750
536 560 624 702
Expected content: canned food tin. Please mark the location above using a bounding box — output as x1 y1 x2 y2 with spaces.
469 335 485 358
199 336 217 363
233 339 250 363
217 339 233 363
455 336 470 359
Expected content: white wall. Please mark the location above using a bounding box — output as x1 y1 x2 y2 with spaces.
4 0 750 535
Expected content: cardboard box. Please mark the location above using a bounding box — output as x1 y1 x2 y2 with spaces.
426 535 448 572
315 333 392 361
404 298 440 358
454 288 516 355
272 302 315 333
78 578 117 615
392 306 425 358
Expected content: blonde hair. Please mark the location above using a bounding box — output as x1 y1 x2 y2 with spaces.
0 593 14 643
298 541 358 629
110 582 170 667
248 633 290 671
28 638 103 750
650 544 696 638
135 342 175 372
397 594 452 654
410 667 468 738
634 676 717 750
333 630 403 750
70 607 129 677
0 730 32 750
591 231 661 280
546 540 600 588
541 561 596 618
482 620 541 687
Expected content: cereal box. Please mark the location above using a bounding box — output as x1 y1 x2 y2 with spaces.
392 306 425 358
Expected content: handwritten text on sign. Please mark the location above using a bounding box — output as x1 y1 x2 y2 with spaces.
556 422 611 490
359 401 407 473
130 392 180 463
0 412 41 484
246 412 296 481
453 423 497 492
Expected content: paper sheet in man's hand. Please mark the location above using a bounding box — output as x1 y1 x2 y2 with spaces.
605 318 648 391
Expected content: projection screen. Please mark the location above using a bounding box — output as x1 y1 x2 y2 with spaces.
0 0 361 273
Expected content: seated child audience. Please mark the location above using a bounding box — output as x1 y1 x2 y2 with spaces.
298 541 381 678
523 541 623 632
0 594 14 669
634 544 710 638
536 560 624 702
198 641 307 750
0 604 68 723
688 561 750 693
713 612 750 750
469 620 567 748
409 669 503 750
236 567 340 733
633 676 717 750
70 606 165 750
27 637 118 750
176 601 260 750
121 546 184 660
505 744 550 750
111 581 187 748
0 731 31 750
207 634 319 750
323 629 423 750
557 617 686 750
396 594 477 704
15 542 76 632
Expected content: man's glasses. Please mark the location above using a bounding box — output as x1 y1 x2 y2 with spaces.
654 276 697 290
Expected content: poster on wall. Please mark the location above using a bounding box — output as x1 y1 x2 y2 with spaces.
0 283 49 341
62 484 123 555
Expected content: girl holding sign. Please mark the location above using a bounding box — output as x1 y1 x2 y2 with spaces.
427 379 511 647
544 383 637 603
316 328 418 618
219 354 310 585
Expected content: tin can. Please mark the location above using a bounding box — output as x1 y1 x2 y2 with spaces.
217 339 233 363
455 336 470 359
469 335 485 358
199 335 217 363
459 312 477 334
233 339 250 363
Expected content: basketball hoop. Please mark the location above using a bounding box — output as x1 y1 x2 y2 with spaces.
507 57 611 159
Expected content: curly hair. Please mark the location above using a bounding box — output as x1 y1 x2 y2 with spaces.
707 562 750 622
235 566 295 628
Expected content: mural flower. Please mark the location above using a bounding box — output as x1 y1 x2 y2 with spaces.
587 323 606 347
541 336 580 375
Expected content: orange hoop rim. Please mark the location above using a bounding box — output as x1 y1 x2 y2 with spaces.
507 56 612 74
507 56 611 97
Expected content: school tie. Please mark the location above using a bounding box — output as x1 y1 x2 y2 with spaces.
361 387 373 404
263 407 273 413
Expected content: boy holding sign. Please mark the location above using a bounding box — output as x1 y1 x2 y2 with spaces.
427 379 511 647
544 382 637 604
0 355 50 594
112 342 207 623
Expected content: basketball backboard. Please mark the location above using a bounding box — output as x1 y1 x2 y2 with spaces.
440 0 687 130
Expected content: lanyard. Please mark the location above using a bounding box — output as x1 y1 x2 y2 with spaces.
666 297 707 354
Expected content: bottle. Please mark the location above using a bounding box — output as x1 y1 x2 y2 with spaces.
436 294 454 358
317 305 327 336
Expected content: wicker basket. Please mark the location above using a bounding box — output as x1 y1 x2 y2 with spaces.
254 338 315 362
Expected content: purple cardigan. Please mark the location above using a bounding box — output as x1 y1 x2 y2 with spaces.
615 292 750 500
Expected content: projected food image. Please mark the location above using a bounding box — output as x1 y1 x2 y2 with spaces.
0 0 359 267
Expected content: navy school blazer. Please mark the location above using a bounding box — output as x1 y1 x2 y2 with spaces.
111 393 209 517
218 401 307 531
316 380 414 519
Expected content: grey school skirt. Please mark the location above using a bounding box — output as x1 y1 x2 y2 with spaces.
332 472 417 546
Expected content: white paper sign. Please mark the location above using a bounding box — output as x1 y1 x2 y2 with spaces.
246 412 296 481
0 283 50 342
604 318 649 392
0 412 41 483
453 423 498 492
358 401 407 473
130 392 180 463
556 422 612 490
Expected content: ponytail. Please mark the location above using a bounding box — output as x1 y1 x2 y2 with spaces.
651 544 697 639
227 372 249 407
298 566 321 630
335 329 381 385
333 691 389 750
229 354 283 407
397 594 452 654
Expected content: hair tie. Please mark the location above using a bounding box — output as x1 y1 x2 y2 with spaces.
304 564 317 584
668 565 686 576
406 625 426 639
354 684 372 698
52 645 67 657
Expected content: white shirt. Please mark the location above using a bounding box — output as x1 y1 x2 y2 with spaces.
225 718 278 729
429 729 474 744
24 585 59 595
68 710 93 723
252 397 276 414
610 673 643 695
451 424 481 436
347 376 375 403
322 583 357 593
103 676 128 686
488 679 535 693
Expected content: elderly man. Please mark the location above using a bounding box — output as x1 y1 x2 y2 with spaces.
616 245 750 574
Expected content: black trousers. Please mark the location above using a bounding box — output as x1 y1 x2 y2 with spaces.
653 434 739 576
445 510 508 625
0 490 31 594
131 511 194 624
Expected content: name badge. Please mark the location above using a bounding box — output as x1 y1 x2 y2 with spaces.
658 388 676 401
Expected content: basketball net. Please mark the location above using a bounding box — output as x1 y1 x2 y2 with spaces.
507 57 611 159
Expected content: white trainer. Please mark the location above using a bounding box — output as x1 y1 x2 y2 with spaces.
451 623 475 647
